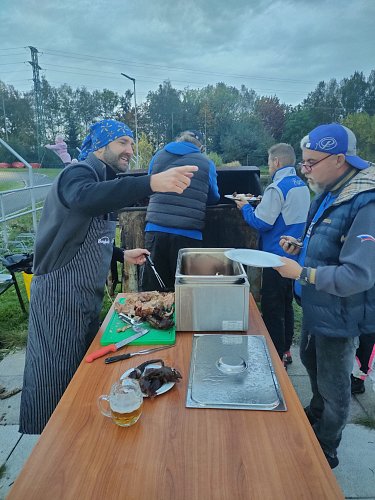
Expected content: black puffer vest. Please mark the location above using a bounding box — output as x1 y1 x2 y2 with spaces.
146 150 210 230
302 169 375 338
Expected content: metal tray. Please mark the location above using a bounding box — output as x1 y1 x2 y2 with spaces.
175 248 247 284
186 334 286 411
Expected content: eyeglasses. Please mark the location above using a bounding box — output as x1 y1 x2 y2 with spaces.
298 154 332 173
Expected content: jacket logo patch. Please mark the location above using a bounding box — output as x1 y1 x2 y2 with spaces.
357 234 375 243
98 236 111 245
322 218 331 224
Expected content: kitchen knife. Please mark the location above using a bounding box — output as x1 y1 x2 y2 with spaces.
105 345 173 364
85 328 149 363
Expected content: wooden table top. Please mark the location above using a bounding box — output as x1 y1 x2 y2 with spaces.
9 294 343 500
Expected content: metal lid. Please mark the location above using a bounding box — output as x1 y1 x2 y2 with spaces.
186 334 286 411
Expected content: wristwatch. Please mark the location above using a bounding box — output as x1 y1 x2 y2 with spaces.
298 267 316 285
299 267 309 285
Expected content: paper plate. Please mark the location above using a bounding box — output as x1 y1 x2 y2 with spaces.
121 363 175 397
224 249 284 268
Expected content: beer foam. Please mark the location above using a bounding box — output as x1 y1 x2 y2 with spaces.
110 394 141 414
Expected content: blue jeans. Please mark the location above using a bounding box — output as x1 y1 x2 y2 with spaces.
300 328 359 457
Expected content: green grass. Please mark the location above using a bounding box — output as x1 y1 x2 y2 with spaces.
0 167 61 180
352 415 375 430
0 463 6 480
0 181 24 192
293 300 303 344
0 272 29 357
0 271 121 360
37 168 62 179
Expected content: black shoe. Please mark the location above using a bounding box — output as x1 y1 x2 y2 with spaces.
324 451 339 469
351 375 365 394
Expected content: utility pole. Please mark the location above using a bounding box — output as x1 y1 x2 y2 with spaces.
171 112 174 139
1 93 8 141
28 46 45 161
121 73 139 169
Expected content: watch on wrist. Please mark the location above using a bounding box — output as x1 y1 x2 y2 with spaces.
299 267 310 285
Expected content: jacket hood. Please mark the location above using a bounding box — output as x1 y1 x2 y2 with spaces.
165 141 201 156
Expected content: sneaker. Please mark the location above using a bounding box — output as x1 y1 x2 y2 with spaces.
324 451 339 469
351 375 365 394
283 351 293 365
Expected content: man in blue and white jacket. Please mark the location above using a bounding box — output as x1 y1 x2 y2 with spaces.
236 143 310 360
142 130 220 291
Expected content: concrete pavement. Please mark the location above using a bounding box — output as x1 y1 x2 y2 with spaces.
0 347 374 499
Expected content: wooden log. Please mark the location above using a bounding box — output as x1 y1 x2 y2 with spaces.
118 205 262 299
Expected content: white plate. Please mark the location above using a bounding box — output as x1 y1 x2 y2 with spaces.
225 194 260 202
120 363 175 397
224 249 285 268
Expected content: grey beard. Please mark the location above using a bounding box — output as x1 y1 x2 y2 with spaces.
308 181 325 195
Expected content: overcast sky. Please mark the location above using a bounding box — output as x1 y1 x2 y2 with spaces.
1 0 374 106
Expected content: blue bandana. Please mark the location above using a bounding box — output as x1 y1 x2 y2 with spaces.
78 119 134 160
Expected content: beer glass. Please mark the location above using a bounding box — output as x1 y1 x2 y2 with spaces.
98 378 143 427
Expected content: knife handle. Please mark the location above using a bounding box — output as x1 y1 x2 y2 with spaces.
105 353 132 364
85 344 117 363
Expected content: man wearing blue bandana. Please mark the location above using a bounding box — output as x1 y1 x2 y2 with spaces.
20 119 198 434
274 123 375 468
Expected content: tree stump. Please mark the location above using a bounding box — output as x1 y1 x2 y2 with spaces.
118 205 262 300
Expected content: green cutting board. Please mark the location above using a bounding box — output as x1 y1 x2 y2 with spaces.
100 298 176 346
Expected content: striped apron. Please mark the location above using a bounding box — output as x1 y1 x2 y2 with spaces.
19 215 116 434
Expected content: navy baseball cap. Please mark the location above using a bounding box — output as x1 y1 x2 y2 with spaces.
186 130 205 144
303 123 370 170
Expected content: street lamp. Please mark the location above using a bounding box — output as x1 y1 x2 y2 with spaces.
121 72 139 169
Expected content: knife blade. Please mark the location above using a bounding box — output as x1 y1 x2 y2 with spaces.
85 328 150 363
104 345 173 364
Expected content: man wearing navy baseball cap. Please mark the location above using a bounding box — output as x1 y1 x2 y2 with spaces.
274 123 375 468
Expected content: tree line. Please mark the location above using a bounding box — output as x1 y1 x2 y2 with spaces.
1 69 374 168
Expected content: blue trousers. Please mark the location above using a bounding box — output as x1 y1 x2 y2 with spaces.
300 328 359 457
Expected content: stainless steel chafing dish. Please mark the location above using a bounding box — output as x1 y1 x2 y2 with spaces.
175 248 250 331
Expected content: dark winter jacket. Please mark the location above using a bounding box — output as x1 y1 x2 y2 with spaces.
145 142 219 235
302 166 375 337
33 153 152 275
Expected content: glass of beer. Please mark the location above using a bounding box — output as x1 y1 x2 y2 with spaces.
98 378 143 427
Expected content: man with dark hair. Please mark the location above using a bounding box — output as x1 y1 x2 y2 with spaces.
19 119 198 434
142 130 220 291
235 143 310 361
275 123 375 468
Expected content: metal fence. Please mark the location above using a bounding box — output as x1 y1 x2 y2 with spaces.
0 138 52 257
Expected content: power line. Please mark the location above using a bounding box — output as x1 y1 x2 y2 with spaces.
40 63 310 95
39 47 315 85
0 47 26 51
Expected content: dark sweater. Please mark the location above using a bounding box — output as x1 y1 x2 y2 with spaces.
33 153 152 275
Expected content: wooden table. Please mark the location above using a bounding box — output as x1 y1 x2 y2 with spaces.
9 295 343 500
